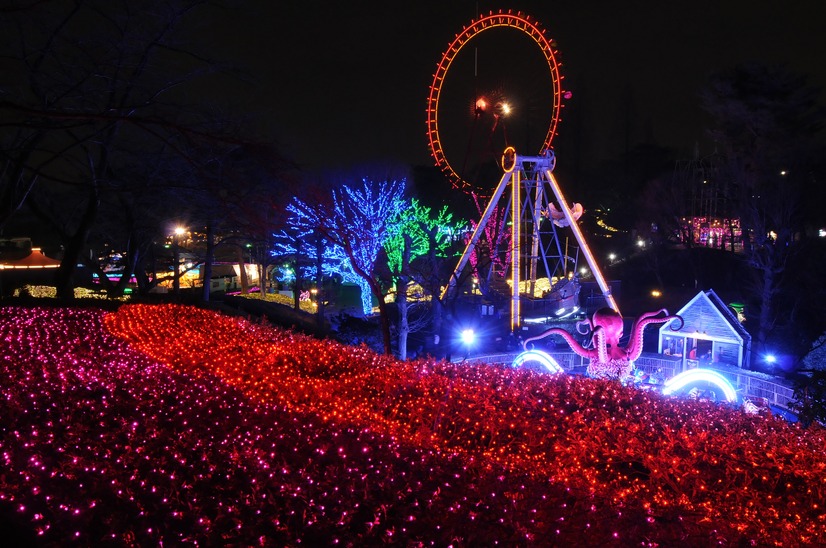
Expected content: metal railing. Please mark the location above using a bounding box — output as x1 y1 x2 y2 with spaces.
464 351 797 411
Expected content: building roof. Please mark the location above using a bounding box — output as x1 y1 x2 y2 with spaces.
0 248 61 270
660 289 751 346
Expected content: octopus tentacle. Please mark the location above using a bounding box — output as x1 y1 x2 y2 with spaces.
575 317 593 335
523 328 597 360
625 308 667 347
625 313 684 362
665 315 685 331
593 326 610 365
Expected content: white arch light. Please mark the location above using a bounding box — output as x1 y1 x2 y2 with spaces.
512 350 564 374
661 368 738 403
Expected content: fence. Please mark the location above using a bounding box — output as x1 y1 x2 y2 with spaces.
466 351 797 411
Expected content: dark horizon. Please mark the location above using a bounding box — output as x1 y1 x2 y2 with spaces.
204 1 826 172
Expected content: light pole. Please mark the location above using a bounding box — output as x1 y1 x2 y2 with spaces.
173 226 185 296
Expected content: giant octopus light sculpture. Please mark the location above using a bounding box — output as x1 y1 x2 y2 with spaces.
523 308 683 381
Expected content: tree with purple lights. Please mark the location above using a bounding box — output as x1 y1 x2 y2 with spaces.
286 178 406 354
468 199 511 301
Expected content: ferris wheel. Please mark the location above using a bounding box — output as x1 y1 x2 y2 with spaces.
426 10 568 197
429 11 619 330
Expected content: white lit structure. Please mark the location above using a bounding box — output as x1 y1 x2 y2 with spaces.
658 289 751 370
662 368 738 403
443 148 618 331
512 349 564 374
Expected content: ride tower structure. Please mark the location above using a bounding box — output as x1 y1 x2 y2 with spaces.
428 10 617 332
442 147 618 332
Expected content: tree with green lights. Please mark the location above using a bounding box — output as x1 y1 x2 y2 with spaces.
384 199 465 360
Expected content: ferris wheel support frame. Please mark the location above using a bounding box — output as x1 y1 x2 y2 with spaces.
444 150 619 331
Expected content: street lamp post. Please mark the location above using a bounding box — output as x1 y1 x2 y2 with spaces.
173 226 185 296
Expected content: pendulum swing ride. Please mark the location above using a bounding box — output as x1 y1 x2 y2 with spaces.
426 10 618 332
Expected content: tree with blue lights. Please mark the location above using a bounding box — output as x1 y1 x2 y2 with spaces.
271 223 315 312
285 178 406 355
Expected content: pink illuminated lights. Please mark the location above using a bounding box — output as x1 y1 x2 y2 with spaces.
0 304 823 545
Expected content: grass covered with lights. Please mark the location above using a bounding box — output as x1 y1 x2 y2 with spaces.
234 290 318 313
2 304 824 546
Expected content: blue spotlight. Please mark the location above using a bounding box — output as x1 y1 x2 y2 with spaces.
460 328 476 347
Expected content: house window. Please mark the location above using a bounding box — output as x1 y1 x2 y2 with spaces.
662 335 683 357
713 342 740 367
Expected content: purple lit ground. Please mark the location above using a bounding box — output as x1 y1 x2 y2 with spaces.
1 304 823 545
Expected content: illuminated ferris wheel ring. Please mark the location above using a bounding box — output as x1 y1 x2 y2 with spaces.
426 10 567 195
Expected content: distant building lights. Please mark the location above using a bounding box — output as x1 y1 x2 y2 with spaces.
596 219 619 232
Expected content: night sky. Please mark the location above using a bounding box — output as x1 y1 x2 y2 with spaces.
189 1 826 171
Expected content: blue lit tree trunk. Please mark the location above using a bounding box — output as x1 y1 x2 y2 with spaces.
314 233 326 329
292 236 303 311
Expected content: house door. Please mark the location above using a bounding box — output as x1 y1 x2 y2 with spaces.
687 338 713 367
